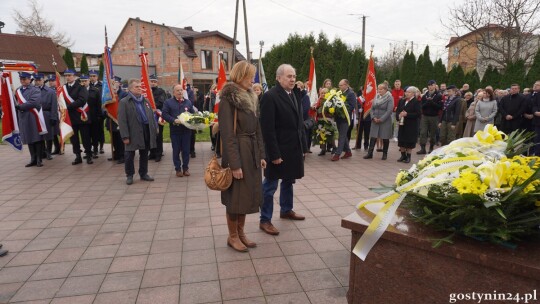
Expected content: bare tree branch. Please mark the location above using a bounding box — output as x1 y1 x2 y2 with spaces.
12 0 73 48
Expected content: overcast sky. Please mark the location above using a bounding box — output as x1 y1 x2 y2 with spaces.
0 0 456 62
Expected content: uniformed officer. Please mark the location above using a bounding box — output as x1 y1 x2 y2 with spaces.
80 74 103 159
34 73 58 160
47 74 62 155
106 76 127 164
14 72 46 167
63 70 92 165
149 74 167 162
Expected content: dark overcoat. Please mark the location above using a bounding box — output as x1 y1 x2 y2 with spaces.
118 94 157 151
39 85 58 140
219 83 266 214
260 83 307 180
65 82 90 125
16 85 44 144
396 97 421 148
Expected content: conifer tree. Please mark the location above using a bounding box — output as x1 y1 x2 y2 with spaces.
80 54 89 75
525 49 540 87
63 48 75 70
433 59 447 85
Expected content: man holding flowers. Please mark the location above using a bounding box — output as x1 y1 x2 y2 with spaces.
162 84 194 177
332 79 356 161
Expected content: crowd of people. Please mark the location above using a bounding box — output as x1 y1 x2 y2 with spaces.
8 60 540 254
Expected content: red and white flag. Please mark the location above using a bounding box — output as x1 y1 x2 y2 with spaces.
15 88 48 135
362 55 377 118
179 63 189 100
1 72 23 151
139 52 156 110
308 54 318 107
213 59 227 117
55 71 74 145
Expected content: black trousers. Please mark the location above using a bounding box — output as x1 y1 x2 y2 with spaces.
112 131 124 160
71 124 92 155
356 119 371 149
90 119 104 150
125 124 150 177
190 130 196 153
150 124 164 157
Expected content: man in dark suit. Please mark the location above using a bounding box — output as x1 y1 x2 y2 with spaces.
89 70 105 154
259 64 308 235
118 79 157 185
80 74 103 159
34 73 57 160
500 84 527 134
148 74 167 162
333 79 356 161
106 76 127 164
62 70 92 165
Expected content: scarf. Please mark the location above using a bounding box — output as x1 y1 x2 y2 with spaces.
129 92 148 124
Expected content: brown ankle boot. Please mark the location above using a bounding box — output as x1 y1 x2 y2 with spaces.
237 214 256 248
226 213 248 252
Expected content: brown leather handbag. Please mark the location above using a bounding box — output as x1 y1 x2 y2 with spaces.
204 109 236 191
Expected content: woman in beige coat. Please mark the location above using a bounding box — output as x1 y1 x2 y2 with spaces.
219 61 267 252
463 91 483 137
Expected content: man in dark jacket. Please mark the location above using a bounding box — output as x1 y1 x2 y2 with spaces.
149 74 167 162
162 84 194 177
34 73 57 160
332 79 356 161
259 64 308 235
62 70 92 165
80 74 103 159
106 76 127 164
500 84 527 134
118 79 157 185
531 81 540 156
438 85 462 146
418 80 443 154
89 70 105 154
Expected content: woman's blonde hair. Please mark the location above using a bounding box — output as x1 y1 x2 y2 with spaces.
252 83 263 91
230 60 256 84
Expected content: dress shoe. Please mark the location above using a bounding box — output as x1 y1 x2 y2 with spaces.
318 150 326 156
51 150 60 155
0 249 8 257
36 161 43 167
341 151 352 159
140 174 154 181
25 161 37 168
72 156 82 165
382 153 388 160
93 152 99 159
107 157 113 161
183 170 190 176
126 176 133 185
259 222 280 235
86 156 93 164
148 154 156 160
176 171 184 177
280 210 305 220
190 152 196 158
376 148 383 152
99 148 105 154
155 156 161 162
331 154 340 161
307 149 312 153
116 158 125 164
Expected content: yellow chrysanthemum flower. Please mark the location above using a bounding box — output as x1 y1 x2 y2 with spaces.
329 108 335 114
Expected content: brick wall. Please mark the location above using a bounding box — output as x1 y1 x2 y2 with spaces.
111 18 237 90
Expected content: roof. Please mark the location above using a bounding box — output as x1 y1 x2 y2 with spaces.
113 18 244 59
446 24 508 48
0 33 67 72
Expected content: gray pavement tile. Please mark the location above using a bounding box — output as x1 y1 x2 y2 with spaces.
136 285 179 304
259 272 303 295
100 271 144 293
306 287 348 304
180 281 221 304
93 290 138 304
141 267 181 288
56 274 105 297
10 278 64 302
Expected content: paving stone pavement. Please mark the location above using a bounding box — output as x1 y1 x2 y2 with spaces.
0 141 413 303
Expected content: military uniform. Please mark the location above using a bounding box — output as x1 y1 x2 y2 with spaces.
63 70 92 165
34 73 58 160
89 70 105 154
14 72 47 167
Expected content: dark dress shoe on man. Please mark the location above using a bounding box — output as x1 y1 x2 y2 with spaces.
190 152 196 158
280 210 305 220
99 148 105 154
155 156 161 162
148 154 156 160
36 161 43 167
72 156 82 165
0 249 8 257
126 176 133 185
259 222 280 235
25 161 37 168
318 150 326 156
140 175 154 181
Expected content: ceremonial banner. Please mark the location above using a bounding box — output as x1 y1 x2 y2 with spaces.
213 59 227 115
0 72 23 151
308 54 317 106
55 71 73 144
362 55 376 119
139 52 156 110
101 46 119 122
259 59 268 93
178 63 189 100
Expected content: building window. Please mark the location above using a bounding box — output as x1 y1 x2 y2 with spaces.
201 50 213 70
221 52 229 70
453 47 459 57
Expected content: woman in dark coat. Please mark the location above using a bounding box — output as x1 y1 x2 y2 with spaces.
396 86 422 163
219 61 266 252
